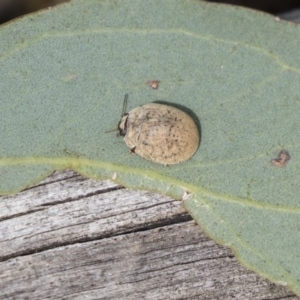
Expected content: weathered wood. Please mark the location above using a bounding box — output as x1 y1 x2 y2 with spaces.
1 3 300 300
0 170 298 299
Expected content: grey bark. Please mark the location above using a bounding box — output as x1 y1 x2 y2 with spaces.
1 5 300 300
0 170 298 299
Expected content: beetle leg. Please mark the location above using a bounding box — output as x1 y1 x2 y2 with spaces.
130 147 136 154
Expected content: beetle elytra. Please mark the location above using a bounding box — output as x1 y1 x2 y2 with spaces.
117 94 200 165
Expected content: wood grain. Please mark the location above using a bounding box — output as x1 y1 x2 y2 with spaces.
2 7 300 299
0 170 298 299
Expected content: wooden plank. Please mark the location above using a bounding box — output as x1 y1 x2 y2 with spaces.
0 171 297 299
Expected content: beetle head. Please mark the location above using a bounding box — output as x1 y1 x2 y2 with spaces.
117 94 129 136
118 115 128 136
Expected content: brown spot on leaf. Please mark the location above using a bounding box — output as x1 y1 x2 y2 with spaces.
146 80 160 90
271 150 291 167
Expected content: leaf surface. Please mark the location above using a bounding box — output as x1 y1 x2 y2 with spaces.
1 0 300 295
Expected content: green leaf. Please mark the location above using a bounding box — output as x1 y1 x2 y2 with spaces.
1 0 300 295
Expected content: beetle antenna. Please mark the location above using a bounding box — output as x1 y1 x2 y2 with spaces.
105 94 128 134
121 94 128 117
105 127 119 133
